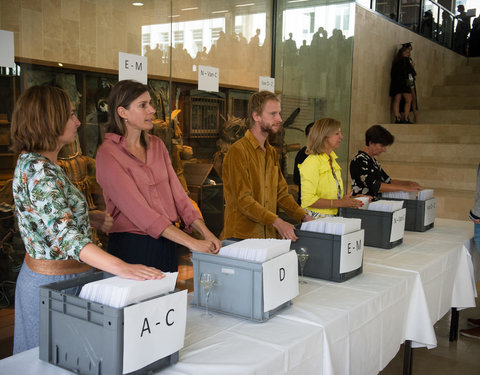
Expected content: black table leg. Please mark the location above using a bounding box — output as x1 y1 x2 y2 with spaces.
449 307 459 342
403 340 413 375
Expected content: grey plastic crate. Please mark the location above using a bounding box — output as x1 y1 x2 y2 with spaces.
291 228 364 282
386 198 436 232
339 208 406 249
39 271 179 375
191 251 292 322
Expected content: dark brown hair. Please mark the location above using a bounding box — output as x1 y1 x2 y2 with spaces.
10 85 71 153
107 80 150 148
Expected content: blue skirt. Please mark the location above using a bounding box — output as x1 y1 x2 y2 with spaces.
13 261 93 354
108 232 178 272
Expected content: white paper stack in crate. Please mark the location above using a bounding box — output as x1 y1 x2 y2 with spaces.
79 273 178 308
218 239 291 262
301 216 362 235
381 189 434 201
368 200 404 212
417 189 434 201
381 191 417 200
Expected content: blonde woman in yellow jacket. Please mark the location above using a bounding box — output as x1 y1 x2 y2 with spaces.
299 118 363 217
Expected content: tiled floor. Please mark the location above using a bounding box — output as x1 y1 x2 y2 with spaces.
1 252 480 374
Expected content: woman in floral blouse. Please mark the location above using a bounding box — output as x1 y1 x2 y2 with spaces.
10 86 164 354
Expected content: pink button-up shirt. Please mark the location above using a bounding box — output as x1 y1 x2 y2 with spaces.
96 133 201 238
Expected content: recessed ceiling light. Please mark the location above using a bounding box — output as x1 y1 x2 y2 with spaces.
132 2 144 6
181 7 199 11
211 10 229 14
236 3 255 7
58 62 63 67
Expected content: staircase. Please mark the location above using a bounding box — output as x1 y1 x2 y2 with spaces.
378 58 480 220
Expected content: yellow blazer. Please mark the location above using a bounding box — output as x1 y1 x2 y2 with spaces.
298 152 343 215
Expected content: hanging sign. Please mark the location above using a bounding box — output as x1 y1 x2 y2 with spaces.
198 65 219 92
119 52 148 84
0 30 15 69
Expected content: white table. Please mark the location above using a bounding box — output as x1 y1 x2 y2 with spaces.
0 219 476 375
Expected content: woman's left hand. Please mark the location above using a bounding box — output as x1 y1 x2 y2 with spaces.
89 210 114 233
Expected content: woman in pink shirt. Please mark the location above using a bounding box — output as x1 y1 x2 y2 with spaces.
96 80 221 272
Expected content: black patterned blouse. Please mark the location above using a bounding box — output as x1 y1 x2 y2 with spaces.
349 151 391 199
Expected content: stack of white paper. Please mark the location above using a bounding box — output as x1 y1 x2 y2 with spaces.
218 239 291 263
368 200 404 212
301 217 361 235
417 189 434 201
382 191 417 200
79 273 178 308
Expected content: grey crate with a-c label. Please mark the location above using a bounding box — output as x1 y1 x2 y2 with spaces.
339 208 406 249
191 251 292 322
39 272 179 375
292 228 364 282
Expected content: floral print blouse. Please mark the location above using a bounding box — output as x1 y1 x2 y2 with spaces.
13 152 92 260
349 151 391 200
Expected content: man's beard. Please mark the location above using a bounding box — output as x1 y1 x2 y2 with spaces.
260 121 279 135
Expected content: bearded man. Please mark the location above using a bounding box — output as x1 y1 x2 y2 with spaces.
222 91 312 240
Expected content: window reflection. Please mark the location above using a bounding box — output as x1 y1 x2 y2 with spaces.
276 0 355 180
142 4 270 88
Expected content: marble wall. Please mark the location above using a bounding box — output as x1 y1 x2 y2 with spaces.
349 5 465 157
0 0 271 88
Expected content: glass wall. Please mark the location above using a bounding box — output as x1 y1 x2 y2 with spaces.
275 0 356 183
365 0 458 51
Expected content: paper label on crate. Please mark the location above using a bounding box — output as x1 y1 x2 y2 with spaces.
423 198 436 226
262 251 299 312
122 290 187 374
339 230 364 274
198 65 219 92
390 208 406 242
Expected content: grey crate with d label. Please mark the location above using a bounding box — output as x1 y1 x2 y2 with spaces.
39 272 179 375
191 251 291 322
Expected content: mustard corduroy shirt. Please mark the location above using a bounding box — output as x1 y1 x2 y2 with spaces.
222 130 306 239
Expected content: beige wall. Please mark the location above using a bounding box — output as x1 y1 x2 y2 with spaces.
349 5 465 157
0 0 271 88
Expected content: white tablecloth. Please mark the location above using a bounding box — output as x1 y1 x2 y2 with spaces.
0 219 475 375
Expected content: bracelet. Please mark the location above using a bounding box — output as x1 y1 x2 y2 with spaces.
330 200 333 209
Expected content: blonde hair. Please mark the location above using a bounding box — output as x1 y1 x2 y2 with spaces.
10 86 71 153
248 90 279 126
306 118 341 155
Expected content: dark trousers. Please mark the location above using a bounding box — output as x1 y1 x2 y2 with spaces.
108 232 178 272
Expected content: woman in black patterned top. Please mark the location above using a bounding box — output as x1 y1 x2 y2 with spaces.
350 125 421 200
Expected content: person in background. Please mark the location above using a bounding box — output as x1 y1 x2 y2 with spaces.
454 4 471 55
350 125 422 200
459 162 480 339
299 118 363 218
293 121 314 204
469 15 480 57
10 85 164 354
222 91 313 241
390 45 416 124
96 80 220 273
